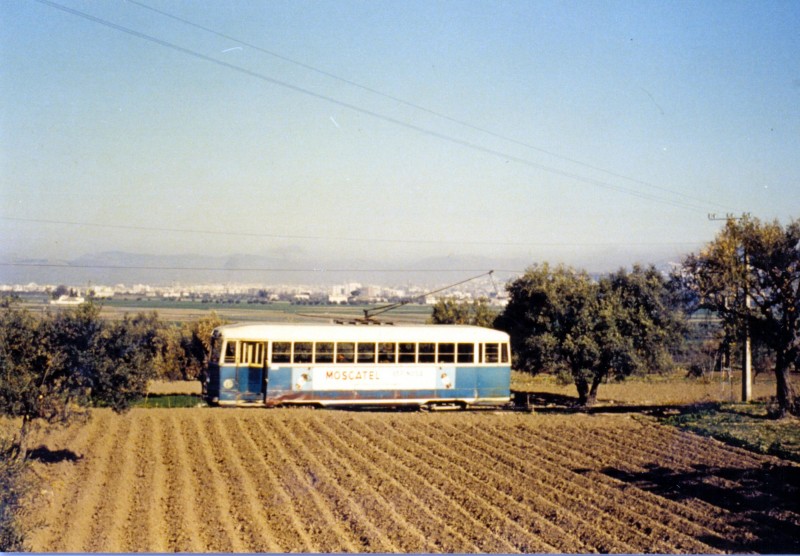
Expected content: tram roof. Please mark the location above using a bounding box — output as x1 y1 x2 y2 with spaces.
213 322 509 343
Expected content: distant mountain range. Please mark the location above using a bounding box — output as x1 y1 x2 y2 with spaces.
0 249 686 287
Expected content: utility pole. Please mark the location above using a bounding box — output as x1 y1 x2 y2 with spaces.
741 248 752 402
708 213 752 402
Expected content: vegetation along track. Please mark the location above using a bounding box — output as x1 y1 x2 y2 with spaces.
22 408 800 553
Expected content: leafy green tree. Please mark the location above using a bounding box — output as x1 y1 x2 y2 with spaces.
1 303 160 440
180 312 227 381
587 267 684 398
152 325 189 381
681 216 799 416
47 303 104 401
497 263 683 406
0 303 162 549
0 307 95 445
496 263 594 382
0 306 88 552
89 315 158 412
429 297 498 327
430 298 470 324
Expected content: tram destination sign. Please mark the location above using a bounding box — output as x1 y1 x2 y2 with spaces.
309 366 444 391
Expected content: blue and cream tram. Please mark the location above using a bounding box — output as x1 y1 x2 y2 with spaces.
204 323 511 408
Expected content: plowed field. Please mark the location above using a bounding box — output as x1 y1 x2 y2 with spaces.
23 408 800 553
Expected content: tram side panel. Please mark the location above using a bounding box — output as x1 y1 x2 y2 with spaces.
476 365 511 402
265 364 436 405
264 364 510 406
208 364 510 407
207 362 265 405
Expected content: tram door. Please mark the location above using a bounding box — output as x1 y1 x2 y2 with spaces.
237 341 267 402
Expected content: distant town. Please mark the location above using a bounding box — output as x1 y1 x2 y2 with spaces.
1 278 509 308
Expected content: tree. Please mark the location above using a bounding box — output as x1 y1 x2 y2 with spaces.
681 216 799 417
0 307 83 446
496 263 593 384
591 266 685 397
0 305 88 551
429 297 498 327
89 314 158 412
152 325 189 381
180 312 227 381
51 285 69 300
0 303 162 549
496 263 683 406
0 303 161 443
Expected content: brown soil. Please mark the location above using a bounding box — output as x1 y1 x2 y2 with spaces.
22 408 800 553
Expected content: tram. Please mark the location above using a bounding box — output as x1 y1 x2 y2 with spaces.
204 322 511 408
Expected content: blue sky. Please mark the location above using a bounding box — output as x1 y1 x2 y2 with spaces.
2 0 799 277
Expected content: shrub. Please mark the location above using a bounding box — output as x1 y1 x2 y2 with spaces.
0 433 29 552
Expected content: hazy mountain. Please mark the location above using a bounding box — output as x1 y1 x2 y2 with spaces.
0 249 686 287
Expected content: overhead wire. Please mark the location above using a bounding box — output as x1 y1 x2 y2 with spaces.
33 0 720 214
0 261 526 274
0 216 705 248
126 0 732 213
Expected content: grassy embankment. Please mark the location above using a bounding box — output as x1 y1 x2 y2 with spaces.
514 371 800 463
661 402 800 463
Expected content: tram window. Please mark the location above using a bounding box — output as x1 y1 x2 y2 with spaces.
457 343 475 363
315 342 334 363
357 342 376 364
336 342 355 363
293 342 313 364
501 343 509 363
398 343 416 363
378 343 396 363
418 343 435 363
241 341 265 366
224 341 237 364
437 343 455 363
272 342 291 364
484 343 499 363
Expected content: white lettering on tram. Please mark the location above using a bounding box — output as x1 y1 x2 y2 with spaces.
308 366 442 391
325 369 380 381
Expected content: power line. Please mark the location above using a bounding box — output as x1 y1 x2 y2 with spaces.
34 0 718 213
127 0 732 213
0 262 524 274
0 216 705 248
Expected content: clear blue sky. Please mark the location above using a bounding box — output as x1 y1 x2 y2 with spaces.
2 0 798 276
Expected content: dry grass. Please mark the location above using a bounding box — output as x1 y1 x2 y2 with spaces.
511 369 793 406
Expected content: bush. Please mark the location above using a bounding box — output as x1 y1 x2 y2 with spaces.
0 433 28 552
0 303 227 548
0 302 164 548
89 316 155 411
0 306 87 438
179 312 227 381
